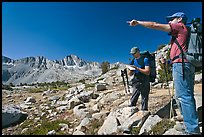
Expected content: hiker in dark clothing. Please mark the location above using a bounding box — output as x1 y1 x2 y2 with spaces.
127 47 150 111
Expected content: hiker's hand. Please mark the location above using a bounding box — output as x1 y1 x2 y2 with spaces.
128 69 134 76
127 20 139 26
130 65 138 70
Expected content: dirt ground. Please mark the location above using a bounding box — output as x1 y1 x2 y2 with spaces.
151 83 202 96
2 83 202 106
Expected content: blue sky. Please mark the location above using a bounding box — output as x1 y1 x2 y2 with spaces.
2 2 202 64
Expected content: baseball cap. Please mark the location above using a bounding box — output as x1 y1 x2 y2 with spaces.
130 47 140 54
166 12 187 22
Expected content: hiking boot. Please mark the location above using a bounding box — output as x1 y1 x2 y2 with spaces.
174 122 185 132
129 107 139 117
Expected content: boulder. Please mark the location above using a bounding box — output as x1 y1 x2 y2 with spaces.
139 114 162 135
2 105 28 128
97 115 119 135
120 110 150 132
95 84 106 91
24 97 36 104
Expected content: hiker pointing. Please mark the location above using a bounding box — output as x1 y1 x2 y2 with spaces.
127 12 200 135
127 47 150 111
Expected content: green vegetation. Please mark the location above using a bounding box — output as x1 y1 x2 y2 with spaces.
83 118 104 135
101 61 110 74
78 79 86 84
131 119 175 135
158 49 173 83
2 84 13 91
157 62 173 83
18 81 72 93
131 126 141 135
148 119 176 135
27 87 47 93
21 118 71 135
85 83 95 89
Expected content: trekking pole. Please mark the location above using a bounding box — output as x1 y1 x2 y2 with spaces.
161 58 172 119
124 68 130 93
162 59 171 96
170 82 175 120
121 69 127 94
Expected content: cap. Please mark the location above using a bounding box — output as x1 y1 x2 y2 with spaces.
130 47 140 54
166 12 187 22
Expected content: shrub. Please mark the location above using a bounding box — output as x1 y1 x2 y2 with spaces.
21 119 71 135
84 118 104 135
2 84 13 91
101 61 110 74
157 62 173 83
79 79 86 84
131 126 141 135
148 119 175 135
85 83 95 89
157 48 172 83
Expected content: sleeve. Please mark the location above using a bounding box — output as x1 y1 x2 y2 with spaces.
169 23 182 37
144 58 149 66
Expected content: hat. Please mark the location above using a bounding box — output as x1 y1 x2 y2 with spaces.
166 12 187 22
130 47 140 54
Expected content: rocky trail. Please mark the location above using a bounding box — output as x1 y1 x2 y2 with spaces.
2 82 202 135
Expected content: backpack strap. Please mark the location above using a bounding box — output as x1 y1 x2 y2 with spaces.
130 56 147 81
172 36 185 80
137 55 145 69
130 56 145 68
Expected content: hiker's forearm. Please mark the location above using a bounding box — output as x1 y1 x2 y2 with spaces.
136 67 150 75
131 65 150 75
137 21 171 32
137 21 157 28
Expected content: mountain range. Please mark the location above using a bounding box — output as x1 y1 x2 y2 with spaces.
3 44 187 86
2 55 103 85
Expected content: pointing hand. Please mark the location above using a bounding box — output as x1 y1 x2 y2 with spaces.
127 20 138 26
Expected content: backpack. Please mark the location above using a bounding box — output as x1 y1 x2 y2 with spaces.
172 18 202 68
130 51 156 82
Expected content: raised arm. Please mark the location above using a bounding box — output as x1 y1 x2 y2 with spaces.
127 20 171 33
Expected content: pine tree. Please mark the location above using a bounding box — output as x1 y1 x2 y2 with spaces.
101 61 110 74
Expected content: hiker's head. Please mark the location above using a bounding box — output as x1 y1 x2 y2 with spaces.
166 12 187 25
130 47 140 57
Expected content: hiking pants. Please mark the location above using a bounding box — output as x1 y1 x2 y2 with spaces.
173 62 200 134
130 80 150 110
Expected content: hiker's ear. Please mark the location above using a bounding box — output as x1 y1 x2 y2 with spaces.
177 17 183 23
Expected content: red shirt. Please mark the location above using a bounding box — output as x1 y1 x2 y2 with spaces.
169 22 188 63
